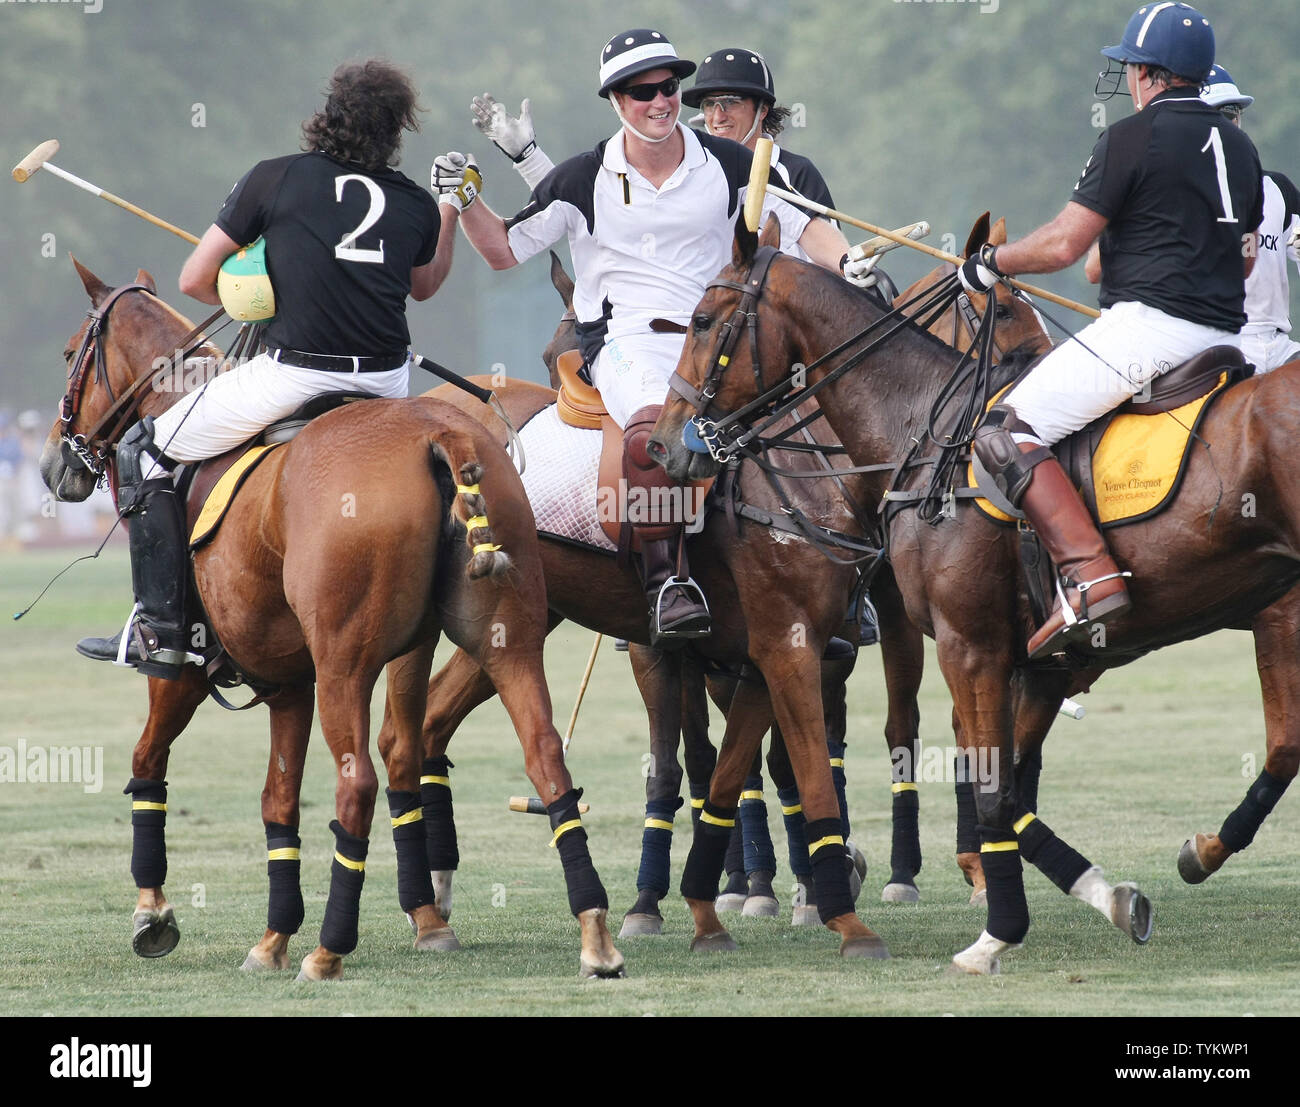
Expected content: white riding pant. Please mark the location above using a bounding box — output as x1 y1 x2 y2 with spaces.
1004 301 1240 446
142 351 409 479
590 332 686 428
1239 324 1300 374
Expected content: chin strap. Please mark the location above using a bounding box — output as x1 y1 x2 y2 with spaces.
611 98 677 144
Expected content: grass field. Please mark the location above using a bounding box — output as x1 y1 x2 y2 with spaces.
2 547 1298 1019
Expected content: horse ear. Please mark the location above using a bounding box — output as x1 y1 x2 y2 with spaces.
71 255 111 307
548 250 574 311
759 212 782 250
135 268 157 294
962 212 992 259
732 209 758 269
988 217 1007 247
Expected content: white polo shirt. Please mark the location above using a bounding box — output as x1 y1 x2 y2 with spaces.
1243 171 1300 337
505 123 810 342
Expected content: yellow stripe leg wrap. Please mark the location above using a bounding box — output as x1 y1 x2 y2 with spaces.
1013 812 1037 835
333 851 366 871
132 801 168 812
808 834 845 856
391 808 423 828
267 847 301 862
980 840 1019 854
550 818 583 848
891 782 918 794
644 818 674 831
420 775 450 787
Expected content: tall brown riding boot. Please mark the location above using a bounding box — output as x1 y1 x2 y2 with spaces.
623 404 710 646
1018 452 1131 659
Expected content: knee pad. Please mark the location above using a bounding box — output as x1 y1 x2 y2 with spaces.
972 404 1049 508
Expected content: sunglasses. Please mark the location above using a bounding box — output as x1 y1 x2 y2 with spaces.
619 76 680 101
1218 105 1244 122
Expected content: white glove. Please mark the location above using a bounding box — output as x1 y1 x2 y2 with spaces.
1287 219 1300 259
841 253 880 290
471 94 536 162
431 152 481 212
959 245 1001 295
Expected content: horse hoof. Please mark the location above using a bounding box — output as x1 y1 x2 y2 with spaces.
741 895 780 918
791 905 821 927
414 927 461 952
296 954 343 982
950 931 1020 976
131 906 180 959
881 882 920 904
1112 883 1153 945
841 935 890 960
241 946 289 972
618 912 664 938
689 930 738 953
1178 838 1212 885
405 911 418 936
847 841 867 903
579 953 627 979
716 892 747 913
969 888 987 908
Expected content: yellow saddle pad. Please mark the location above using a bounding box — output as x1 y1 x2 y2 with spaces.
971 371 1233 528
189 444 282 548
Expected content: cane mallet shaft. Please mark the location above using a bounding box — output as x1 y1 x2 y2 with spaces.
509 797 591 816
1058 697 1086 721
563 632 603 755
745 137 1099 319
13 139 200 245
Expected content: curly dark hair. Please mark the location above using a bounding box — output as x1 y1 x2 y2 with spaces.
762 103 792 138
301 59 423 171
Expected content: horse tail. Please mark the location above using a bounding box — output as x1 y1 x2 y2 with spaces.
447 457 512 580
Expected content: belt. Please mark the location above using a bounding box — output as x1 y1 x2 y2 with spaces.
270 348 409 373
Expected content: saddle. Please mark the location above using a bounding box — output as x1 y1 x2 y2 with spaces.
971 345 1252 527
553 349 712 553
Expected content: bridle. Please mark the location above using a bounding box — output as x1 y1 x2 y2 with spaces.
58 284 224 480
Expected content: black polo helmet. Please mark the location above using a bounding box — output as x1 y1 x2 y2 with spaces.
597 29 696 98
682 48 774 108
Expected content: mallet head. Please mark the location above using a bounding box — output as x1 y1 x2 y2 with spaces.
12 139 60 183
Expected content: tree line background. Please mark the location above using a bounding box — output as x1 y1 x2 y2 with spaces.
3 0 1297 413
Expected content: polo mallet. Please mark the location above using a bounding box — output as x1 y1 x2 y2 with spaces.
744 137 1100 320
12 139 200 245
1059 697 1086 721
508 633 603 816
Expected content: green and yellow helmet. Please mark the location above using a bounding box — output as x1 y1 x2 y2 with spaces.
217 237 276 322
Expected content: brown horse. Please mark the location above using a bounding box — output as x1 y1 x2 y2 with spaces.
651 221 1300 973
39 259 624 981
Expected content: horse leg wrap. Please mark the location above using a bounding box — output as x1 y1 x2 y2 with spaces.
806 817 853 923
548 789 608 915
125 778 168 889
680 800 736 901
979 825 1030 944
739 776 777 875
636 797 682 898
320 819 368 956
689 785 708 828
954 759 980 856
828 742 851 840
388 789 435 914
1016 744 1043 815
1015 811 1089 895
420 756 459 871
265 821 304 935
723 821 745 878
1218 769 1291 853
778 786 812 878
889 783 922 884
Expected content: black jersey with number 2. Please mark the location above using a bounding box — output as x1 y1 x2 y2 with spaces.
1071 87 1264 332
216 151 440 356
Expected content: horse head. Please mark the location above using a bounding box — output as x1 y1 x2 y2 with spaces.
40 257 216 502
650 213 872 482
899 213 1052 358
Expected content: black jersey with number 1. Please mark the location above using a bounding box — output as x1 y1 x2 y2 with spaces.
1071 87 1264 332
216 151 440 356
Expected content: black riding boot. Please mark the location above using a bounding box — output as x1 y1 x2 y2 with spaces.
639 535 710 647
76 422 192 679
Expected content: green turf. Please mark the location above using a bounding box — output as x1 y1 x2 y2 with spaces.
1 548 1297 1016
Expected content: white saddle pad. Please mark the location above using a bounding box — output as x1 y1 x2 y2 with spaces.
516 404 615 552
